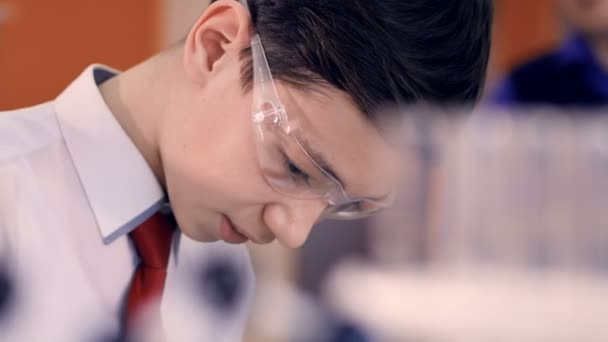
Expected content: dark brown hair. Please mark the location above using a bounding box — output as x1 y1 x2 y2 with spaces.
213 0 493 118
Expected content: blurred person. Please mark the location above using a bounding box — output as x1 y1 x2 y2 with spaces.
0 0 492 339
493 0 608 106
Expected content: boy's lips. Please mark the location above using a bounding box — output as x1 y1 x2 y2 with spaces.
220 215 270 244
219 215 249 244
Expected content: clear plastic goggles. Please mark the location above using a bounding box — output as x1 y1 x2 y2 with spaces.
244 2 392 219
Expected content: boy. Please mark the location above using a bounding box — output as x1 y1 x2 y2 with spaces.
0 0 492 339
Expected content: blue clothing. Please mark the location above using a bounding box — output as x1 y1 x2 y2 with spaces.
493 35 608 107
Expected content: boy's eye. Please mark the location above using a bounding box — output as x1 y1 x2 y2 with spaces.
284 157 311 184
287 159 305 176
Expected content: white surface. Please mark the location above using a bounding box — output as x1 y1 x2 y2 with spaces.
326 262 608 342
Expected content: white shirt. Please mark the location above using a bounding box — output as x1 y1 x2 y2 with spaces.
0 65 254 341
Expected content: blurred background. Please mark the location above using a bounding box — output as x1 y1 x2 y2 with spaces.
0 0 561 110
2 1 608 341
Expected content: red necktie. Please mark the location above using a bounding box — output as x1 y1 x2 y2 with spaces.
125 212 174 327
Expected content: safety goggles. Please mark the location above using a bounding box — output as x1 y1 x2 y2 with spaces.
242 0 393 219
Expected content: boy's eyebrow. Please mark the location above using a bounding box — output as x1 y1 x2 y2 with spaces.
297 137 345 188
299 139 393 201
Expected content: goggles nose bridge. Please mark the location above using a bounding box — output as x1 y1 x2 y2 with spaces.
324 186 349 206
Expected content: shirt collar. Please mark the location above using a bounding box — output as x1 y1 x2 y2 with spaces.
54 64 166 244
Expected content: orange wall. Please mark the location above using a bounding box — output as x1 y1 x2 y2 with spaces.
0 0 161 110
491 0 562 76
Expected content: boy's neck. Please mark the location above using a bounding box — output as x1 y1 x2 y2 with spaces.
99 48 185 188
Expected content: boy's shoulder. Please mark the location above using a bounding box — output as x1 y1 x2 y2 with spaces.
0 102 62 164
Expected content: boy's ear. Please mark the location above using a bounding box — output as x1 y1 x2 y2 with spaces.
183 0 252 85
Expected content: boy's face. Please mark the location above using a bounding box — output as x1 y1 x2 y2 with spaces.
156 0 404 248
158 53 403 248
558 0 608 34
